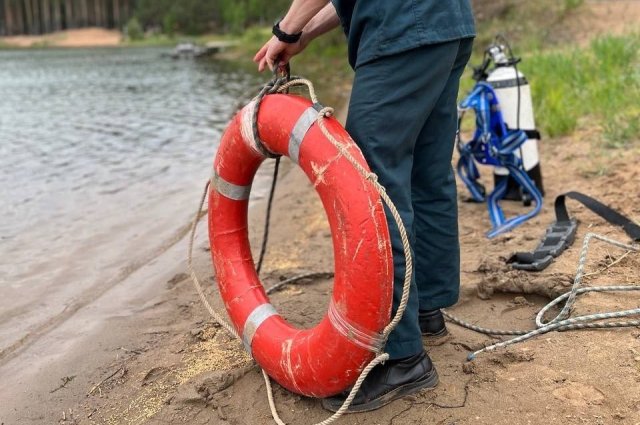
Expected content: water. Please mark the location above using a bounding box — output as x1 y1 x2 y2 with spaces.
0 48 264 356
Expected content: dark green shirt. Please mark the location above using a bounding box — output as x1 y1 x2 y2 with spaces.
330 0 476 69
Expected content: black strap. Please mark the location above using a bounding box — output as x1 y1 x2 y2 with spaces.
505 126 541 140
272 20 302 44
508 191 640 271
555 192 640 240
523 129 541 140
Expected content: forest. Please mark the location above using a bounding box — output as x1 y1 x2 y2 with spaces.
0 0 292 36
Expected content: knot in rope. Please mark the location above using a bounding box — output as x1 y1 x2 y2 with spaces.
319 106 334 118
251 76 291 159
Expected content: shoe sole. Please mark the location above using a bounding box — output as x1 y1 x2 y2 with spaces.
321 365 439 413
422 327 449 339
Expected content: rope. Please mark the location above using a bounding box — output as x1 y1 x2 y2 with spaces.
187 76 415 425
441 232 640 360
256 156 281 274
187 180 241 341
265 272 335 295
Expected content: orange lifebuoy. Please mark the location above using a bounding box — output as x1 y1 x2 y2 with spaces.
208 93 393 398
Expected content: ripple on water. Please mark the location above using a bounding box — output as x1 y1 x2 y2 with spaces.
0 48 266 352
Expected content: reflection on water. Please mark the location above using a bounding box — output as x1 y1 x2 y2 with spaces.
0 48 263 352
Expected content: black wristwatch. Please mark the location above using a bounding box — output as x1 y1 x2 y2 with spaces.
272 19 303 44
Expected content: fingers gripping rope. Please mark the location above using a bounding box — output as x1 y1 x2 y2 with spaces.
188 78 415 425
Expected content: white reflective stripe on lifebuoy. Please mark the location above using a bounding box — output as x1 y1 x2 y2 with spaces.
211 169 251 201
288 107 318 164
242 303 279 354
327 300 384 353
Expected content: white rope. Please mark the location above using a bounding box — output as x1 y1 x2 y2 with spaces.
313 105 413 340
458 232 640 359
187 180 241 341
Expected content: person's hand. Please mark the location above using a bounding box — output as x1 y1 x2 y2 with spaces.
253 35 308 72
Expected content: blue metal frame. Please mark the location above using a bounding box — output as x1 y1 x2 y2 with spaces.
457 82 543 238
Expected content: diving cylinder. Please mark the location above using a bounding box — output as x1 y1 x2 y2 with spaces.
487 65 544 200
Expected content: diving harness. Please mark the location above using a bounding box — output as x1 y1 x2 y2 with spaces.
457 37 544 238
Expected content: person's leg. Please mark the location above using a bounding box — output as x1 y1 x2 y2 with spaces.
344 39 464 360
322 40 467 413
412 38 473 313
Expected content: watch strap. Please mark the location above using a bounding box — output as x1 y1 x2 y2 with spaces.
272 19 302 44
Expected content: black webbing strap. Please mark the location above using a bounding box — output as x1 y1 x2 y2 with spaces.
507 191 640 271
555 192 640 240
505 126 541 140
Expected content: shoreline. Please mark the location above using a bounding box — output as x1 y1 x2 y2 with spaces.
0 28 122 48
2 2 639 422
0 146 297 424
4 87 638 424
0 27 236 50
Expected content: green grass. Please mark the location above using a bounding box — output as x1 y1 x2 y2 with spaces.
522 33 640 144
459 33 640 147
472 0 586 54
0 40 18 49
123 32 235 47
464 0 639 148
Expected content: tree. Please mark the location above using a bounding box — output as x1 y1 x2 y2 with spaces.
79 0 88 27
24 0 34 34
3 0 14 35
52 0 61 31
112 0 120 28
63 0 73 28
42 0 51 33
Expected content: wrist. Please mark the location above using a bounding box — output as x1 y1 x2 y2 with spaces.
273 19 303 44
278 18 302 35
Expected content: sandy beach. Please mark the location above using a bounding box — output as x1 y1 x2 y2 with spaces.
1 28 122 48
1 2 639 424
2 96 637 424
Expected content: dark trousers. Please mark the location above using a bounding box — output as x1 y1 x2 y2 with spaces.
346 38 473 359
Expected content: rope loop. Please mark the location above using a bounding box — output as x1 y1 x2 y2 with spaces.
251 79 286 159
446 232 640 360
250 65 301 159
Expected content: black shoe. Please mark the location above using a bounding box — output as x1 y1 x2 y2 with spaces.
419 309 448 338
321 351 439 413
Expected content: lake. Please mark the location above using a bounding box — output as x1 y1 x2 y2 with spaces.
0 47 268 357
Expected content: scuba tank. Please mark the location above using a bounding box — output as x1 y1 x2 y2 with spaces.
456 36 545 237
475 38 544 203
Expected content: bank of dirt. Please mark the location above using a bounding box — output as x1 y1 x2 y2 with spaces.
42 97 639 425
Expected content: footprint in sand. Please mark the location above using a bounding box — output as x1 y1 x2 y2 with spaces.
552 381 605 407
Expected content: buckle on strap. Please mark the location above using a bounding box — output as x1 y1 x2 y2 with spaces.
507 218 578 271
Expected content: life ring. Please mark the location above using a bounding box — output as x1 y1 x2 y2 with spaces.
208 93 393 398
